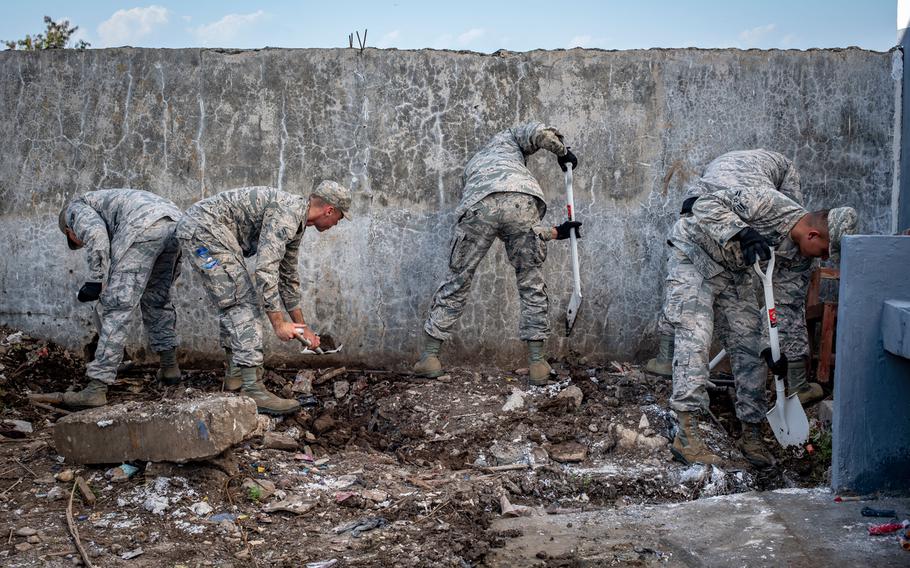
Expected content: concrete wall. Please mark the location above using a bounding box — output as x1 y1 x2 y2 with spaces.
0 47 899 368
832 236 910 495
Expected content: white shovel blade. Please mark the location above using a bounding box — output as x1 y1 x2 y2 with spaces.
565 291 582 335
765 393 810 447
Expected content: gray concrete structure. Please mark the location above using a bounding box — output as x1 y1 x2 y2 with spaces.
832 236 910 495
0 47 899 367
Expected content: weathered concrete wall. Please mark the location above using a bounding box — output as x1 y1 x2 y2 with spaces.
0 47 899 368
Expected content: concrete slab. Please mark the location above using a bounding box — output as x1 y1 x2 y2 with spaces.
486 489 910 566
54 395 258 464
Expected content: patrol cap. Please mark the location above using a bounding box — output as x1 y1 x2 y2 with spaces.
827 206 857 260
312 180 352 219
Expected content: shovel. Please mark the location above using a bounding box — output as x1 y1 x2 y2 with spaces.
563 163 583 335
295 329 344 355
754 252 809 447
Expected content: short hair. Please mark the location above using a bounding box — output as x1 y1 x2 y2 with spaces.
805 209 829 236
309 194 326 208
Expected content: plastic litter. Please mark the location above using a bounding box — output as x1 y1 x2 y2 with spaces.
333 516 387 538
862 506 897 518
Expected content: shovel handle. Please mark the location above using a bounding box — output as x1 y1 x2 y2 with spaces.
564 166 582 298
753 252 780 363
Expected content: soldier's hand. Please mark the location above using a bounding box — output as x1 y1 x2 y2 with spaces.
77 282 102 303
555 220 582 240
734 227 771 266
557 148 578 172
296 326 321 349
273 321 303 342
761 348 788 377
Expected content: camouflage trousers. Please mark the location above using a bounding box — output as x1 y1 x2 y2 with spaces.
177 223 265 368
424 192 549 342
87 219 181 384
667 248 767 423
656 250 811 361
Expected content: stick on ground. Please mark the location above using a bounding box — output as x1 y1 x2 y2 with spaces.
67 481 94 568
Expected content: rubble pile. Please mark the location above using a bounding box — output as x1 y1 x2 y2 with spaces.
0 327 834 566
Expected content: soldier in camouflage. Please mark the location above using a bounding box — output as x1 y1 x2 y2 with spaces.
649 150 821 407
413 122 582 385
33 189 183 408
665 179 856 468
176 182 351 415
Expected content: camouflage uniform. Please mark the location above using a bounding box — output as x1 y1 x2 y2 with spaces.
63 189 183 385
657 150 810 360
175 187 308 368
424 122 567 342
667 186 807 422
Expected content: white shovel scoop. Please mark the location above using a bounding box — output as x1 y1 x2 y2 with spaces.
755 252 809 447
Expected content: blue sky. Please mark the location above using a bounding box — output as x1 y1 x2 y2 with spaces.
0 1 898 52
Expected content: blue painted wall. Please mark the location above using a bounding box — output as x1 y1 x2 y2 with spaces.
832 235 910 494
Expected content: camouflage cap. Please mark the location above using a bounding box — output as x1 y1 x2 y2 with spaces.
312 180 352 219
827 206 857 259
58 203 79 250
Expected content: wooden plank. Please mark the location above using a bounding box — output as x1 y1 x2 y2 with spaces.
817 303 838 383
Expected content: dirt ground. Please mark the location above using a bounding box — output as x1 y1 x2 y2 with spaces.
0 327 834 567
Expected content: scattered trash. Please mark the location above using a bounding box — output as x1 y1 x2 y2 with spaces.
2 419 33 434
96 419 114 428
121 547 144 560
298 395 320 408
500 495 533 517
868 521 907 535
306 560 338 568
264 495 314 515
862 507 897 518
106 464 140 482
209 513 238 523
333 516 387 537
2 331 24 345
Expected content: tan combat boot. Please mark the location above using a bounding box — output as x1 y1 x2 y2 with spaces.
644 334 673 377
670 411 722 465
61 380 109 408
223 349 242 391
240 366 300 416
156 349 182 385
527 340 553 386
737 422 775 468
787 359 824 406
412 331 444 378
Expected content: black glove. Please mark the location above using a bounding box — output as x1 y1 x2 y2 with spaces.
761 348 788 377
557 148 578 172
734 227 771 265
555 221 582 240
77 282 102 303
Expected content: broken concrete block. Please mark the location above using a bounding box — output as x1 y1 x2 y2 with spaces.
547 441 587 463
333 380 350 399
501 388 525 412
489 441 524 465
262 432 299 451
54 395 257 464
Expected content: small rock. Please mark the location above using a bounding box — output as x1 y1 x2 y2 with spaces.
530 446 550 465
638 414 650 430
605 397 620 408
437 374 452 383
612 423 668 451
501 388 525 412
105 464 139 483
333 381 350 399
55 469 74 483
262 432 298 452
34 475 55 485
489 441 524 465
242 478 275 501
292 370 315 394
328 474 359 490
26 535 40 544
556 385 583 409
514 368 529 376
588 423 598 433
190 501 214 516
547 441 587 463
14 542 32 552
252 414 274 436
3 419 33 434
15 527 37 537
283 427 301 440
304 430 317 442
361 489 388 502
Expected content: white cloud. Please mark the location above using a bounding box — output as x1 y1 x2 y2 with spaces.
191 11 266 46
568 35 609 48
738 23 776 45
456 28 484 46
97 5 169 47
779 33 799 48
376 30 400 48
